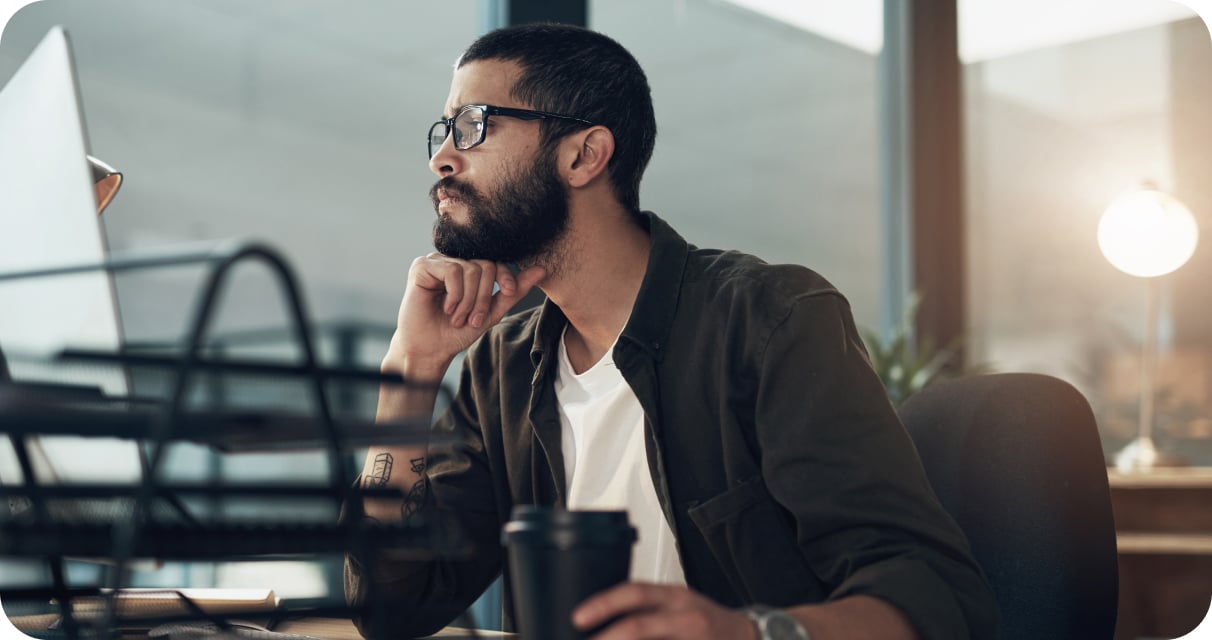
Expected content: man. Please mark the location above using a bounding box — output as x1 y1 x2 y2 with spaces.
346 23 998 640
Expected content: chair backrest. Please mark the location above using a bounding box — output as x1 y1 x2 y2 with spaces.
898 373 1119 640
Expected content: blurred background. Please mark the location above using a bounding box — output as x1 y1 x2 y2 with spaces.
1 0 1209 634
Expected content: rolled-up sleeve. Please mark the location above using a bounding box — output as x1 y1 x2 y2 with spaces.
344 348 504 639
754 292 999 639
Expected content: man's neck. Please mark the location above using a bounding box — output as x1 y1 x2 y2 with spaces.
541 205 650 375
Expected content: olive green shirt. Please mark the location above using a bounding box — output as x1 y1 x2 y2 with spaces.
346 212 998 639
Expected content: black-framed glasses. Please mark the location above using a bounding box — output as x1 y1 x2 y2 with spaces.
428 104 597 159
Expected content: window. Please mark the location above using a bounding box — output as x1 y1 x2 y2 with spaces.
961 0 1212 463
592 0 886 330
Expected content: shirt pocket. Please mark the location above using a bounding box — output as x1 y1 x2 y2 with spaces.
686 476 825 606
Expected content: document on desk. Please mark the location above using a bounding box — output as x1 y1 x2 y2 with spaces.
61 588 281 619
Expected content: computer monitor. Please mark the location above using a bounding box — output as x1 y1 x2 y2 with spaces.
0 26 140 491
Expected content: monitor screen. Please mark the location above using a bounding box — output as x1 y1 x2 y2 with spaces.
0 25 126 391
0 26 140 490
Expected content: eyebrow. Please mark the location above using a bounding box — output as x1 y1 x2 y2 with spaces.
441 103 478 120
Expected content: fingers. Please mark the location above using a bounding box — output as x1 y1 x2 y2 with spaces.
574 583 667 630
409 256 463 314
469 261 497 328
486 263 546 325
515 264 546 292
450 259 487 328
496 266 518 296
411 255 546 329
588 611 691 640
575 583 744 640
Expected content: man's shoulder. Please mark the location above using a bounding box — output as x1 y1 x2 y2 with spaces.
645 211 844 312
682 244 841 306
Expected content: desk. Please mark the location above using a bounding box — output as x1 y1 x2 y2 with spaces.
1110 467 1212 640
277 618 515 639
9 614 517 639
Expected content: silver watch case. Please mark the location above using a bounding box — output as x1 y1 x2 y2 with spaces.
744 606 811 640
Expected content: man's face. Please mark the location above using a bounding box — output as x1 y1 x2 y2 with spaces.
428 60 570 264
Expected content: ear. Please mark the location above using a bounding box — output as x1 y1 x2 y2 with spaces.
560 126 615 189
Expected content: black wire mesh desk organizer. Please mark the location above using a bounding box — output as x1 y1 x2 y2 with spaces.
0 242 469 638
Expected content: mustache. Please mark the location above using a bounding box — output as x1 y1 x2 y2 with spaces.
430 177 474 206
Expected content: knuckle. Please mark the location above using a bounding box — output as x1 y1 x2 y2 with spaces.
410 255 435 272
618 618 644 637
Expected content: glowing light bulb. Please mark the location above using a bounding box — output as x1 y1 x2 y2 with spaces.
1098 189 1199 278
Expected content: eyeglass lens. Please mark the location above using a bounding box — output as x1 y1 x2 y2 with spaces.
429 107 486 157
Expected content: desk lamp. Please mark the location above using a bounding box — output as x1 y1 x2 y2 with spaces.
87 154 121 215
1098 185 1199 472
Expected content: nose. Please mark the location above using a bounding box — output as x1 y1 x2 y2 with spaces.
428 130 462 178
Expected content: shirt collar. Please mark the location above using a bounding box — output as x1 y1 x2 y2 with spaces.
529 211 689 371
618 211 688 361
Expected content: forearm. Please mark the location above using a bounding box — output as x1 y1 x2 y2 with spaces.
358 347 449 522
344 547 478 639
346 353 461 638
786 595 919 640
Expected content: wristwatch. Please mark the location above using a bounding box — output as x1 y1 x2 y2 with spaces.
743 606 811 640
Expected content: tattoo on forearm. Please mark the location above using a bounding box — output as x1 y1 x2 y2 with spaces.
401 457 427 520
364 452 393 488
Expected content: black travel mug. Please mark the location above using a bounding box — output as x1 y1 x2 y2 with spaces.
502 506 636 640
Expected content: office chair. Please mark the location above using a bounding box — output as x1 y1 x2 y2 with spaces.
898 373 1119 640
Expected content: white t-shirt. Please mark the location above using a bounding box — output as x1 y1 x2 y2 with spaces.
554 330 686 586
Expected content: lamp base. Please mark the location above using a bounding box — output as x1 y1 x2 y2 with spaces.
1114 436 1160 473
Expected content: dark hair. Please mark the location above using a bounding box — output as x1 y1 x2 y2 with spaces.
458 24 656 212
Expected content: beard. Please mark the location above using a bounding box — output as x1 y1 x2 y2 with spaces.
430 149 569 264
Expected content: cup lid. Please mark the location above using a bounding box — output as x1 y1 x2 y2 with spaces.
501 506 636 547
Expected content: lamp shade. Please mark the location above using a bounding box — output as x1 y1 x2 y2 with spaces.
87 154 122 216
1098 188 1199 278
